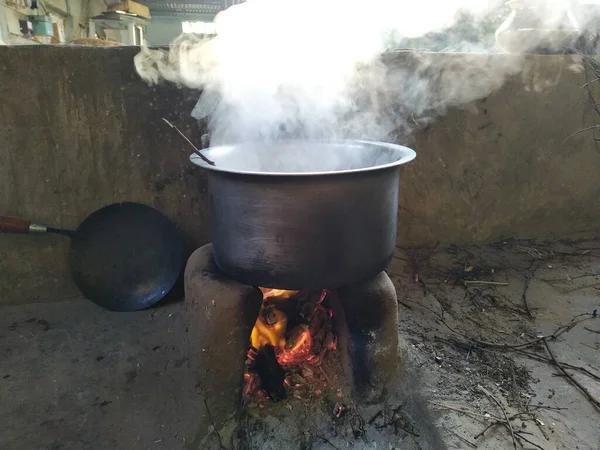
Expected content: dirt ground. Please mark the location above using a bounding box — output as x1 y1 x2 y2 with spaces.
1 236 600 449
390 235 600 450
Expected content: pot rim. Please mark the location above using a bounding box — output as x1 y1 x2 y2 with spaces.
189 139 416 177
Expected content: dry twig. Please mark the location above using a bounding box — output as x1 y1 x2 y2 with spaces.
318 366 331 384
478 386 517 450
410 114 423 129
540 272 600 283
436 309 600 413
428 401 502 421
517 348 600 382
439 310 598 351
562 125 600 144
526 402 550 441
473 410 547 441
521 275 534 318
473 421 501 440
203 398 229 450
582 75 600 88
514 431 545 450
463 280 509 286
563 282 600 293
580 56 600 152
543 338 600 411
528 404 567 411
316 435 342 450
514 245 547 260
450 431 478 448
520 260 539 318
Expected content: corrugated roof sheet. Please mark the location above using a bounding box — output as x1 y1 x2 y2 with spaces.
143 0 225 15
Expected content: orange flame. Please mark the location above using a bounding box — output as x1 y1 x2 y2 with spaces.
249 288 297 350
246 287 335 397
250 308 287 349
277 328 312 366
259 287 298 299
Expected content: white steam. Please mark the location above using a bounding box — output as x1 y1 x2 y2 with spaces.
134 0 584 145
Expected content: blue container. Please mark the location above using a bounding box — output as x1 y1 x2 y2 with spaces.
29 15 53 36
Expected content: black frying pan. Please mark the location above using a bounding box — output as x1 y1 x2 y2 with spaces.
0 202 184 312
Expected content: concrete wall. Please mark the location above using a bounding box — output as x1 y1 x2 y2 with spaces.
1 47 599 305
399 55 600 246
0 46 209 305
145 17 183 47
145 15 216 47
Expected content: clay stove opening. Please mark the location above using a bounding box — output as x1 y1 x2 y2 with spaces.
244 288 338 403
185 244 402 434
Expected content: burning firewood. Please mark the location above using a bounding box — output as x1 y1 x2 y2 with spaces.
247 344 286 402
244 288 336 401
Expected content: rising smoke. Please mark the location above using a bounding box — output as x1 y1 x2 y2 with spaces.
134 0 586 145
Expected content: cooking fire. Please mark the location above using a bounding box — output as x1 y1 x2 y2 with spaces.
244 287 337 402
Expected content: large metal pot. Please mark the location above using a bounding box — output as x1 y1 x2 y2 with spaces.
190 140 416 289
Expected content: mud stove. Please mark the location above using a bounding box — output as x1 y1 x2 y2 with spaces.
184 244 403 433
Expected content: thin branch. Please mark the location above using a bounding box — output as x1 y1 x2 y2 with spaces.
583 57 600 119
581 76 600 88
428 401 502 421
450 431 478 448
464 280 509 286
563 282 600 293
316 435 343 450
580 56 600 153
411 114 423 129
540 272 600 283
562 125 600 144
203 398 229 450
517 349 600 382
473 420 503 440
543 338 600 411
514 431 545 450
521 260 539 318
473 409 547 441
478 386 517 450
438 311 598 350
526 401 550 441
528 404 568 411
522 275 534 318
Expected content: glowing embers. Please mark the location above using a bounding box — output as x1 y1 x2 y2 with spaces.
244 288 337 401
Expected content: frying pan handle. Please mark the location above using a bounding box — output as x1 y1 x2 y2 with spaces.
0 216 47 234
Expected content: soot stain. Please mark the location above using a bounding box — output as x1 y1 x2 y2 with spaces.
37 319 50 331
174 357 189 368
125 370 137 384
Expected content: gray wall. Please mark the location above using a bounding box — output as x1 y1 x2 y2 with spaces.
400 57 600 246
145 15 215 46
146 18 183 47
0 47 208 305
1 47 599 305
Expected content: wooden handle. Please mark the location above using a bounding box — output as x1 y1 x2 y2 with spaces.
0 216 32 233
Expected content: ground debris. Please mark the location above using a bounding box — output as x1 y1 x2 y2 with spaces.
392 236 600 450
210 237 600 450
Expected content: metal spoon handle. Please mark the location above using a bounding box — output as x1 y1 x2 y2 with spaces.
161 118 216 166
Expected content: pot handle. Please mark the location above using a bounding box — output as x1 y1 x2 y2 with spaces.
0 216 47 234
